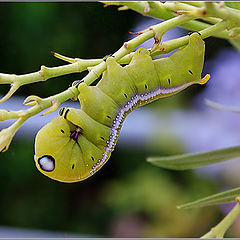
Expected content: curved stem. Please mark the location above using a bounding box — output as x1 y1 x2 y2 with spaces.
101 1 230 39
152 20 228 56
82 14 194 86
201 198 240 238
0 60 95 103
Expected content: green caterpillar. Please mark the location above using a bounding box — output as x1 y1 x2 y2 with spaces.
35 33 210 183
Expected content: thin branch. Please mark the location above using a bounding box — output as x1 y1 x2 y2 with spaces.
0 86 79 152
81 14 195 86
0 60 99 104
101 1 230 39
201 198 240 238
151 20 228 56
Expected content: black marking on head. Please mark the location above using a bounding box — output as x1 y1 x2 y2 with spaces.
188 70 193 75
91 156 95 161
197 32 201 36
38 155 55 172
168 78 171 85
64 109 70 119
100 137 105 140
107 115 111 119
145 84 148 89
61 129 65 134
72 164 75 169
59 107 65 116
124 93 128 98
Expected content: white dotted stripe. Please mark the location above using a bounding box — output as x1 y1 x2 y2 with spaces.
90 84 185 174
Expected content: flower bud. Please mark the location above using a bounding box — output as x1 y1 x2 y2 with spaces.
0 128 14 152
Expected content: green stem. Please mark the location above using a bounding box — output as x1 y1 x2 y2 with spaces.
0 60 98 85
24 86 79 118
0 86 79 151
0 60 98 104
82 14 194 86
53 51 133 65
0 53 134 104
101 1 229 40
204 2 240 25
152 20 228 56
163 1 221 24
201 198 240 238
181 1 204 8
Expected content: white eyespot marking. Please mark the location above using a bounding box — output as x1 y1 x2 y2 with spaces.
38 155 55 172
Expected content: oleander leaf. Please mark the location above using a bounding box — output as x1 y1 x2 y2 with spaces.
147 146 240 170
178 187 240 209
205 99 240 113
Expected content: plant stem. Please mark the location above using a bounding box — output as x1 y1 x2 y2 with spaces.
101 1 229 39
82 14 194 86
163 1 221 24
201 198 240 238
204 2 240 25
0 85 79 151
152 20 228 56
0 60 98 104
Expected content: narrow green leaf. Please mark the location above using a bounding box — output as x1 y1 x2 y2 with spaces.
178 187 240 209
147 146 240 170
205 99 240 113
229 39 240 52
201 201 240 238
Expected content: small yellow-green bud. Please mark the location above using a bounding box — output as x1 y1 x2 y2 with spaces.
0 128 14 152
0 110 12 121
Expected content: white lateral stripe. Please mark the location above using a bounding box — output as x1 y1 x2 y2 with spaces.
90 84 185 173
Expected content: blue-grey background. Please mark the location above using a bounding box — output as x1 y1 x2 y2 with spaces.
0 2 240 238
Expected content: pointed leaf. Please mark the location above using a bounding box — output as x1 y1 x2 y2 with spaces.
178 187 240 209
205 99 240 113
229 39 240 51
147 146 240 170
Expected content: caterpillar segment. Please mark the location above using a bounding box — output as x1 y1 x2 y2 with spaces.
34 33 210 182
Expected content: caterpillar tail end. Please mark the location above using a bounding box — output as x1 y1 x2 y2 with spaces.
200 74 210 85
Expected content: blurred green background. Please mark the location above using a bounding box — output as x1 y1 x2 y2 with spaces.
0 2 237 238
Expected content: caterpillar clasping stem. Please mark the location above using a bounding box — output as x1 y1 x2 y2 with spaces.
35 33 209 183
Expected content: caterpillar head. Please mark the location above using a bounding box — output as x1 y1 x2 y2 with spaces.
34 116 82 182
34 105 112 183
34 116 107 183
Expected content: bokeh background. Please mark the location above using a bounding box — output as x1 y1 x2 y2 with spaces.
0 2 240 238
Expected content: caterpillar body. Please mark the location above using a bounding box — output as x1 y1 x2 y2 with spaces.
35 33 210 183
